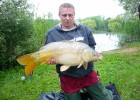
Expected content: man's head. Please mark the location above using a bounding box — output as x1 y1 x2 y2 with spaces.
59 3 75 29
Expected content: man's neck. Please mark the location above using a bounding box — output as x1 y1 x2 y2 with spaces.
61 24 76 31
61 23 76 30
61 24 75 29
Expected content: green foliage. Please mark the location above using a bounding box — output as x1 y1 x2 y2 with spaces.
107 16 125 33
0 0 34 70
118 0 139 15
80 16 109 32
79 15 139 35
81 18 96 31
108 21 122 32
123 17 140 34
32 17 59 49
91 16 108 31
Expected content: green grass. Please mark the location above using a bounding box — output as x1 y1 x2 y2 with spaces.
94 52 140 100
0 65 61 100
0 42 140 100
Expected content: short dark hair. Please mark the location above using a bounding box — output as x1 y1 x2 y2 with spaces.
59 3 75 12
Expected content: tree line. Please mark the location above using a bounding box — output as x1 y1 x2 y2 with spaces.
0 0 140 70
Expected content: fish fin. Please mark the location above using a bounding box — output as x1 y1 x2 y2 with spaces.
77 61 84 68
17 54 33 65
83 62 88 70
40 62 46 65
25 61 37 75
60 65 70 72
17 53 37 75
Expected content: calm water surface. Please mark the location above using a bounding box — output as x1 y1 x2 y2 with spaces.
93 33 120 52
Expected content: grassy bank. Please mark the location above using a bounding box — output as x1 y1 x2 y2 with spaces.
0 42 140 100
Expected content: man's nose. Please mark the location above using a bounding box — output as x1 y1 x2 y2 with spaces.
66 15 70 19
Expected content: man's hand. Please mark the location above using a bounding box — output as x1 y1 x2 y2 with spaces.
48 58 57 64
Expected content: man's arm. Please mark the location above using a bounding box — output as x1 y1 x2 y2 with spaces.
85 26 96 50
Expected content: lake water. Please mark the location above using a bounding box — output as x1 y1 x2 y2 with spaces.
93 33 120 52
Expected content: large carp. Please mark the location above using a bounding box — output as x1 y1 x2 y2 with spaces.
17 41 103 75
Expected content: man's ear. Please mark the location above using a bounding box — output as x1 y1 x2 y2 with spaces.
58 13 60 17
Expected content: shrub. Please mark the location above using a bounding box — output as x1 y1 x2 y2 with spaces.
0 0 34 70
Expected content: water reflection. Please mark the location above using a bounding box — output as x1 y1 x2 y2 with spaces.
94 33 120 52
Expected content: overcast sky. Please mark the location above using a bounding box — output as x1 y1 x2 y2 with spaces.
29 0 125 19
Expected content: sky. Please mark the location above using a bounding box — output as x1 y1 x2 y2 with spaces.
29 0 125 19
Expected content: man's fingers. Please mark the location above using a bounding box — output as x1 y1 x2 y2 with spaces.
48 58 57 64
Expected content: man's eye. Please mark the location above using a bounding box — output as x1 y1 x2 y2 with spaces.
62 15 67 17
62 14 73 17
69 14 73 17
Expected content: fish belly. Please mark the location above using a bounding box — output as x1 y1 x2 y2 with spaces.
56 53 81 66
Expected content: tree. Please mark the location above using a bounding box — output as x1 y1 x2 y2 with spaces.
123 17 140 34
91 16 108 31
0 0 34 70
81 18 96 31
118 0 139 15
108 22 122 32
107 16 124 32
33 15 59 49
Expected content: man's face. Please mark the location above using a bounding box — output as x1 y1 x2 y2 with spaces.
59 7 75 29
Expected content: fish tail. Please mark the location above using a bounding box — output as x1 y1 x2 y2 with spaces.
25 61 37 75
17 54 33 65
17 54 37 75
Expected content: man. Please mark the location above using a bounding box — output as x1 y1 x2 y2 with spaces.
45 3 113 100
